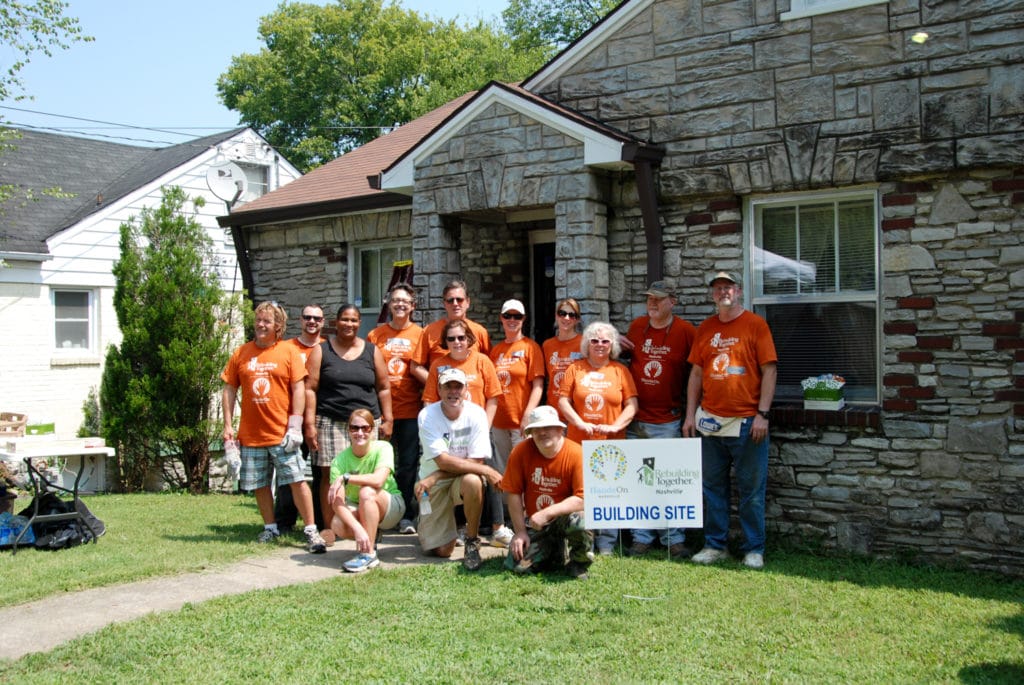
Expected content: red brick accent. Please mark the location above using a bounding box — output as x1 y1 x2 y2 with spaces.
1017 350 1024 362
982 323 1020 336
771 403 881 429
1012 192 1024 206
900 386 935 399
1016 310 1024 323
898 296 935 309
884 398 917 412
917 336 954 349
884 373 916 387
882 217 915 231
884 322 918 335
1017 376 1024 389
1015 404 1024 417
318 247 336 257
709 198 740 211
898 350 934 363
897 181 932 193
710 222 742 235
995 337 1024 350
992 178 1024 192
882 193 916 206
994 389 1024 402
326 255 344 263
685 212 713 226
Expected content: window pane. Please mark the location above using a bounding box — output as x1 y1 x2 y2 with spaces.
760 206 799 295
54 291 90 349
799 204 836 293
360 249 381 310
759 301 877 402
838 198 876 291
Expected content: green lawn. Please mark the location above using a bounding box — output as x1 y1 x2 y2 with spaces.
1 493 1022 682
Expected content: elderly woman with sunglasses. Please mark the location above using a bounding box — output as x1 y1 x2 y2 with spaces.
421 319 502 426
558 320 638 555
325 409 406 573
541 298 583 418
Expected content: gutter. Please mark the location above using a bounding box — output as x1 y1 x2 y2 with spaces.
622 142 667 282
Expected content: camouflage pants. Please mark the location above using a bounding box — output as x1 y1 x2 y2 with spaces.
504 511 594 573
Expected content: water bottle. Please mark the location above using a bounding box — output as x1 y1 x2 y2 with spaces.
419 490 432 516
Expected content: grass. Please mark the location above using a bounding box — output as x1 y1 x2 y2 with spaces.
1 494 1023 682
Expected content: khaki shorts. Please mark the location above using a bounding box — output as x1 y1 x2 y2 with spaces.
417 474 485 552
333 492 406 534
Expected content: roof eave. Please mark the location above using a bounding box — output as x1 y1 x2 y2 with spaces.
217 192 412 228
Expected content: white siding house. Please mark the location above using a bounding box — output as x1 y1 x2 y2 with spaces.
0 127 300 438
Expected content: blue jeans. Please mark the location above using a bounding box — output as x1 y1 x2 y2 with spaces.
700 417 768 554
628 419 686 547
391 418 421 518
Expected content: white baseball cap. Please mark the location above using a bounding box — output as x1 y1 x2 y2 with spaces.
438 367 468 386
501 299 525 315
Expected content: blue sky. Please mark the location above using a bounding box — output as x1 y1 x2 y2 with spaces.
0 0 508 147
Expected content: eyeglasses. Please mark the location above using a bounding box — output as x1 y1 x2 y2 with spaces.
589 338 612 345
446 335 467 342
302 315 323 322
501 313 524 320
445 297 466 305
556 309 579 319
348 425 373 433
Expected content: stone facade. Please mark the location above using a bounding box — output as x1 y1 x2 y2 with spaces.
239 0 1024 574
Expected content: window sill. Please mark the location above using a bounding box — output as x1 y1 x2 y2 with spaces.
771 403 880 429
781 0 887 21
50 356 101 368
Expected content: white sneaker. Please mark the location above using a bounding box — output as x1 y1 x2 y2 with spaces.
398 518 416 534
742 552 764 569
490 525 514 548
691 546 730 565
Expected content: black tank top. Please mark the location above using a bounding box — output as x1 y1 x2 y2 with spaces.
315 339 380 421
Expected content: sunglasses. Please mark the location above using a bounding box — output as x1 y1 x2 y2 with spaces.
502 313 524 320
590 338 612 345
446 335 467 342
302 315 324 322
556 309 579 319
348 424 373 433
445 297 466 304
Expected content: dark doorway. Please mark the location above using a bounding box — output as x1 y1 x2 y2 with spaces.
529 232 556 342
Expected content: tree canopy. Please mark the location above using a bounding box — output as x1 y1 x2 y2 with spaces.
217 0 620 172
217 0 544 171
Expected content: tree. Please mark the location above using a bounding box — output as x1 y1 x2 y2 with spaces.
101 187 238 493
502 0 622 56
217 0 544 171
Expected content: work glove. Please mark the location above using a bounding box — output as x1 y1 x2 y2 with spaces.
283 415 303 453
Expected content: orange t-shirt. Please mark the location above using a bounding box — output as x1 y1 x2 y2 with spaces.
687 310 778 417
541 334 583 415
221 340 307 447
626 315 696 424
489 337 546 429
367 322 426 420
418 317 491 367
559 359 638 443
500 437 584 518
422 350 502 408
287 336 323 372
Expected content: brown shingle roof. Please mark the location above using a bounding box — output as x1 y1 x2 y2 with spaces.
217 92 476 227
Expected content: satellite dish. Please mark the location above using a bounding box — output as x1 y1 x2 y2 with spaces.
207 162 249 202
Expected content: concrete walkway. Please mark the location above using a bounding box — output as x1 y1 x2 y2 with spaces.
0 533 507 661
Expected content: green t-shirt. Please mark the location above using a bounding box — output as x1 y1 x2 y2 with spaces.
329 440 400 504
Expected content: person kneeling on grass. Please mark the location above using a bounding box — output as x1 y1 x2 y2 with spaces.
500 405 594 580
325 408 406 573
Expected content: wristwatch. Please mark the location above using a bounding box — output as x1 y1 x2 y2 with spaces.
343 473 350 485
757 409 770 420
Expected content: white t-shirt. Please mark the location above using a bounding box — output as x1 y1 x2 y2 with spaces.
417 400 492 480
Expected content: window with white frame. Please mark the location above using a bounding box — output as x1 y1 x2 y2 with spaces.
749 190 879 403
351 240 413 336
53 290 93 351
781 0 887 20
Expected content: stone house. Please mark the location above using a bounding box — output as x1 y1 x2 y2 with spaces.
219 0 1024 575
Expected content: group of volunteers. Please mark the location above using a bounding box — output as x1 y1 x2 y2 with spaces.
221 271 777 578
